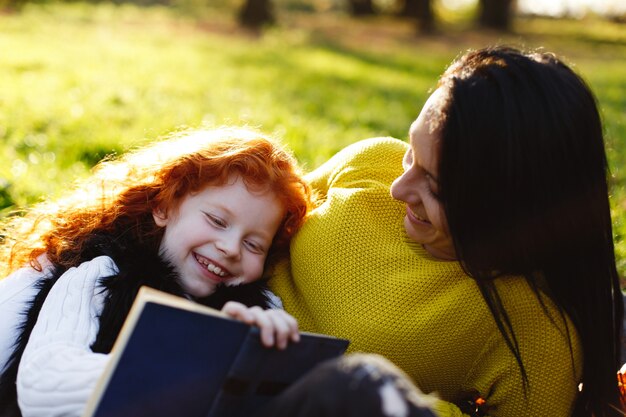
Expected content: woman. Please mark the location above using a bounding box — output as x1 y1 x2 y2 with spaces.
269 46 623 416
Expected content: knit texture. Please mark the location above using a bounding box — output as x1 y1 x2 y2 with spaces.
17 256 114 417
269 137 582 417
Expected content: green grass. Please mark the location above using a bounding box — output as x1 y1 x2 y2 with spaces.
1 2 626 276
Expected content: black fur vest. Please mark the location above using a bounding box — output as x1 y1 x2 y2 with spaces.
0 232 275 417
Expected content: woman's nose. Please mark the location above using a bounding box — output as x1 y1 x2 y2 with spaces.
391 169 413 203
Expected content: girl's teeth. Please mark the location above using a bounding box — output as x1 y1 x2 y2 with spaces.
207 262 226 277
196 255 227 277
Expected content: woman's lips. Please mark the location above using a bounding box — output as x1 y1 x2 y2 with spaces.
406 206 431 226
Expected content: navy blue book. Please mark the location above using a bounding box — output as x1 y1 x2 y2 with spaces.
82 286 349 417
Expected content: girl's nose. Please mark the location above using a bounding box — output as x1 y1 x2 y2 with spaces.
215 237 241 260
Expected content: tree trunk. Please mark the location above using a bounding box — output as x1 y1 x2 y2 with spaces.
0 0 26 12
478 0 514 31
238 0 275 29
348 0 375 16
400 0 434 33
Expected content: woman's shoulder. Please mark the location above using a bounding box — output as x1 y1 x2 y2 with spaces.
340 137 408 179
339 137 408 162
306 138 408 191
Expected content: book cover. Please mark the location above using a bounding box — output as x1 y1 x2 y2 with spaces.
82 287 349 417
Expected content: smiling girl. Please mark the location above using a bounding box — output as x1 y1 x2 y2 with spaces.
0 127 312 417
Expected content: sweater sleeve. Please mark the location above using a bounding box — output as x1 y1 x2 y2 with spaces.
16 256 118 417
0 263 52 374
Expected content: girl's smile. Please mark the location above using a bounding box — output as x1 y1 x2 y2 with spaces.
153 175 285 297
194 253 230 280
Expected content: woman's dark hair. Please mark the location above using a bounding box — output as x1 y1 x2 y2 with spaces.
435 46 623 416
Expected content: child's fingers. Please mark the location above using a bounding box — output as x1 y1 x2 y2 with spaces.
247 306 275 347
265 310 291 350
279 310 300 342
269 310 300 347
221 301 255 323
221 303 300 349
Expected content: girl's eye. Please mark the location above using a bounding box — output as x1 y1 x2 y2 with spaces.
244 240 264 254
207 214 227 228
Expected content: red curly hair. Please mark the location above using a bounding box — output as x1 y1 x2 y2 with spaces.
0 127 313 276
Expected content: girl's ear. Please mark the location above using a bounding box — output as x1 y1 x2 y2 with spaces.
152 208 168 227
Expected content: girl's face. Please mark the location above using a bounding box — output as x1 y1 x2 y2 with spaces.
391 89 455 260
153 176 284 298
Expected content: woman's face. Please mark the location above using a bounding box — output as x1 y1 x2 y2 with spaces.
391 89 456 260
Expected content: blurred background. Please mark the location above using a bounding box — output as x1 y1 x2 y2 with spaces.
0 0 625 277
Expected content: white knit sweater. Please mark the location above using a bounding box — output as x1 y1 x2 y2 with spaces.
1 256 117 417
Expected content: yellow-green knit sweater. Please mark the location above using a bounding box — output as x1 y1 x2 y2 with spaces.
269 137 582 417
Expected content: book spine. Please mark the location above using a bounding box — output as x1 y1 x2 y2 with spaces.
206 329 268 417
206 329 348 417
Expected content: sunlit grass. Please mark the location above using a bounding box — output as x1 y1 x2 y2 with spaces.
1 2 626 277
0 3 439 197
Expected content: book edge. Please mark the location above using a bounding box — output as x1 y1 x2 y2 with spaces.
81 287 229 417
80 286 349 417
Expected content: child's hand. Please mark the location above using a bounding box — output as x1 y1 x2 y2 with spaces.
221 302 300 350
